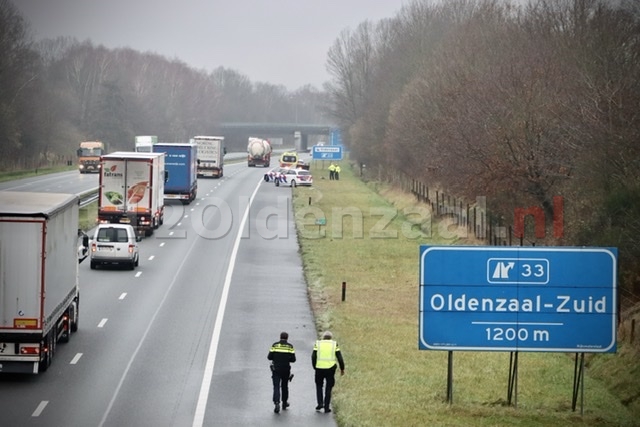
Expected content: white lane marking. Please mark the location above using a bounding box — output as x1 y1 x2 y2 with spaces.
184 215 189 218
97 318 108 328
178 222 182 226
159 242 165 247
95 174 256 426
70 353 83 365
135 271 142 278
99 175 262 427
192 177 261 427
148 255 155 261
119 293 127 300
32 401 48 417
169 231 174 236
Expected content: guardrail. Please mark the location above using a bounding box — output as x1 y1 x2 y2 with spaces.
78 187 99 208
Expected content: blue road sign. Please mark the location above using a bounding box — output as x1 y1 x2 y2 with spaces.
312 145 343 161
419 246 617 352
330 128 343 146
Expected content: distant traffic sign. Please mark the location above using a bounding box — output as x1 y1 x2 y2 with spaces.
312 145 343 161
419 246 618 352
330 128 343 146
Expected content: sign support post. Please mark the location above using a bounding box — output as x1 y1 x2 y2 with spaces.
446 351 453 404
507 352 518 407
571 352 586 414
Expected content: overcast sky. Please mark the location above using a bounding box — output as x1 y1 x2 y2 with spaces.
13 0 409 91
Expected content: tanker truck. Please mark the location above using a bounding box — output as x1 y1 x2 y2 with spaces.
247 137 272 167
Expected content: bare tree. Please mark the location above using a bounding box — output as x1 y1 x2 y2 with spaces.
0 0 40 167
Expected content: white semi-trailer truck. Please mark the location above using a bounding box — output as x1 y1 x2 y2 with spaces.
193 135 225 178
0 192 88 374
98 151 166 237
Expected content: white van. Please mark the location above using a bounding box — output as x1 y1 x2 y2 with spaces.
90 224 141 270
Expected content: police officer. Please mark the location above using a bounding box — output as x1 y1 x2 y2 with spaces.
268 331 296 413
334 164 341 180
328 163 336 180
312 330 345 413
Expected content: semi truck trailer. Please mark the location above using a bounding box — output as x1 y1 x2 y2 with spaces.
153 142 198 203
0 192 88 374
98 151 166 237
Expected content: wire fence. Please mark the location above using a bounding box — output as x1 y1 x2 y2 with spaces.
364 165 640 345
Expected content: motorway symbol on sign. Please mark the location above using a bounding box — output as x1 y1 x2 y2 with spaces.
419 246 618 353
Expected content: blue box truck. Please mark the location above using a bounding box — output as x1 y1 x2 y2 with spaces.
153 142 198 204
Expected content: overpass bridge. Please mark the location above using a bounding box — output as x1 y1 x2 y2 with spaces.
212 122 334 152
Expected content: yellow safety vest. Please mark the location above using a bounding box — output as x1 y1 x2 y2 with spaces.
314 340 338 369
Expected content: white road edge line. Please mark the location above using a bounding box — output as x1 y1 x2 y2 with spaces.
97 318 108 328
32 401 48 417
192 178 261 427
98 178 261 427
70 353 83 364
119 293 127 300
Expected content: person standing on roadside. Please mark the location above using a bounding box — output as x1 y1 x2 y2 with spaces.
328 163 336 180
334 164 341 181
312 330 345 413
268 331 296 413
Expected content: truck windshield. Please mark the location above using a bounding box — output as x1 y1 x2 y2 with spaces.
79 148 104 156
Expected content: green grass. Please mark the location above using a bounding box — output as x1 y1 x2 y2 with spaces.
0 165 76 182
293 162 639 427
79 202 98 231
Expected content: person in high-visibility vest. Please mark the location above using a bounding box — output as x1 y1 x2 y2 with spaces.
334 165 341 180
268 331 296 413
311 331 345 413
328 163 336 180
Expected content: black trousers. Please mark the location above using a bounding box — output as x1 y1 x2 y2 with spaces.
272 367 291 403
315 365 337 409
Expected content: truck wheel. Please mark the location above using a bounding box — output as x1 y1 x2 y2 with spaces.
291 180 297 188
59 310 70 343
275 180 280 187
90 260 97 270
70 300 79 332
39 334 53 372
134 255 139 267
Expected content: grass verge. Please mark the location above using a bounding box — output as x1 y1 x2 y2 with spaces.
292 162 638 427
79 202 98 231
0 165 75 183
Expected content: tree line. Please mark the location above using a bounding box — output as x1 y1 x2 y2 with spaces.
323 0 640 306
0 0 329 170
3 0 640 304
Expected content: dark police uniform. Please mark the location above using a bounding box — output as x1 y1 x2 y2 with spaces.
268 333 296 413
